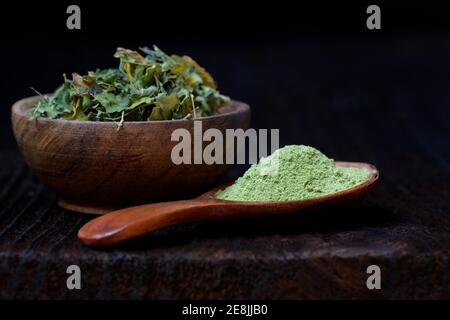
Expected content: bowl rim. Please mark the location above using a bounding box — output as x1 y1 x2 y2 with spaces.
12 95 250 125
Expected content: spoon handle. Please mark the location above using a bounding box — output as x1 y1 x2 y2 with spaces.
78 199 226 246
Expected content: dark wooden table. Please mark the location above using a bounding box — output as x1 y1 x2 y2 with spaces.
0 37 449 299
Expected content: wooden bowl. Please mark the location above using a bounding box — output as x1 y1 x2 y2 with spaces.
11 96 250 214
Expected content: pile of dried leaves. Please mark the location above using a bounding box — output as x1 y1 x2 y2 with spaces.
32 46 229 124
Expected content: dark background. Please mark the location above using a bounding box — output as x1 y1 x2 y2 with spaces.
0 1 450 299
2 0 450 152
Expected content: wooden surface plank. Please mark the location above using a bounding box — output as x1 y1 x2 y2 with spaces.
0 143 448 299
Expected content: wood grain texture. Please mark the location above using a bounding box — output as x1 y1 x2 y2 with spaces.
11 97 250 214
0 148 448 299
78 162 378 246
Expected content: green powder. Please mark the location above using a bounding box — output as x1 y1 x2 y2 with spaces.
215 145 370 202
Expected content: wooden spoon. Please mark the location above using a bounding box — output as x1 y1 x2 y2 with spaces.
78 162 379 246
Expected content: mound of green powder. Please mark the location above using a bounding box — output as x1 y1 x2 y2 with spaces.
215 145 370 202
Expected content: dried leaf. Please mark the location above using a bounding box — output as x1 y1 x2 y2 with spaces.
31 46 229 123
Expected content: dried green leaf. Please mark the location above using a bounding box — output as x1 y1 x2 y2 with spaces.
148 106 164 121
94 92 130 113
157 93 179 119
31 45 229 123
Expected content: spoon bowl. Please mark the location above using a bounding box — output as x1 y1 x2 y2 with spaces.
78 162 379 246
